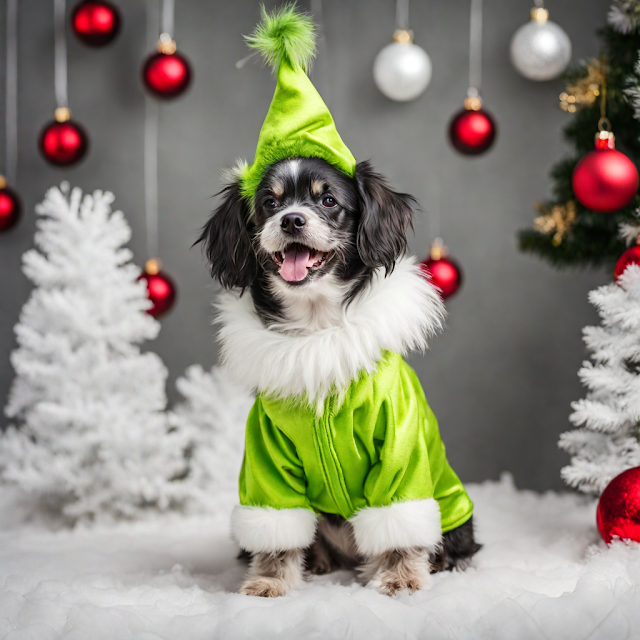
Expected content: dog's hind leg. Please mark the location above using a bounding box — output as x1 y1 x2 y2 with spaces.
430 516 482 572
304 512 362 575
304 534 335 575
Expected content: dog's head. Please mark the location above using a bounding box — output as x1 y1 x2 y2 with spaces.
198 157 415 291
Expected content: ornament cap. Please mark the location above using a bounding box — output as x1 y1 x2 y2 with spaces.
464 95 483 111
54 107 72 123
595 130 615 150
430 238 449 260
157 33 177 55
393 29 414 44
0 175 6 189
530 7 549 23
145 258 162 275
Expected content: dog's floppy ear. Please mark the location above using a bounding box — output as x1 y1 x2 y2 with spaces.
196 181 257 290
355 160 415 274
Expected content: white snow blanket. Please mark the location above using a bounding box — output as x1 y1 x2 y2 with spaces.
1 475 638 640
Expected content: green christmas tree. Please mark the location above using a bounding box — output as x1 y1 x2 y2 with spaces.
518 1 640 269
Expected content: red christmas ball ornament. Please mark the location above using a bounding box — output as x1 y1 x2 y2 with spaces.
0 178 21 233
614 244 640 281
448 96 497 156
420 239 463 300
71 0 121 47
597 467 640 544
572 130 639 213
39 108 88 167
139 259 177 317
142 35 191 99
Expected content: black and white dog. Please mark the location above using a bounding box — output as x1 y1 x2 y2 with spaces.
198 157 480 597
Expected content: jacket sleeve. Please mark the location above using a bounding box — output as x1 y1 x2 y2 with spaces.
349 362 444 557
232 396 317 553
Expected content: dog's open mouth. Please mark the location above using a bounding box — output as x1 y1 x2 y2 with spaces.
271 243 331 282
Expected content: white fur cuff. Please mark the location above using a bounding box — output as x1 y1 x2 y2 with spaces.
231 505 318 553
350 499 442 556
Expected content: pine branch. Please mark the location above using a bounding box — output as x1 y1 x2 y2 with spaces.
518 25 640 269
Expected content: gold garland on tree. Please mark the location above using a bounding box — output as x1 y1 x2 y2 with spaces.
533 201 577 246
559 59 606 113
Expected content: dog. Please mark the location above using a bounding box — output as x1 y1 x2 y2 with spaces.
198 156 480 597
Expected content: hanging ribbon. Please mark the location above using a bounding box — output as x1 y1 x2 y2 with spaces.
145 0 160 260
54 0 68 110
5 0 18 184
396 0 410 31
310 0 331 105
468 0 483 98
161 0 175 38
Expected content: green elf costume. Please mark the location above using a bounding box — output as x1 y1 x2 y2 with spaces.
219 5 474 558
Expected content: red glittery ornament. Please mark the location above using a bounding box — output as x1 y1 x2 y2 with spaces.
597 467 640 544
572 131 639 213
39 110 88 166
139 259 177 317
614 245 640 281
448 97 497 156
0 182 21 233
71 0 121 47
142 38 192 99
420 240 463 300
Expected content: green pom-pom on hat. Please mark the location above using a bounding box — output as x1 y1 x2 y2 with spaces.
245 3 316 73
238 3 356 202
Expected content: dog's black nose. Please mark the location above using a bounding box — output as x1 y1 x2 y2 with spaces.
281 213 307 235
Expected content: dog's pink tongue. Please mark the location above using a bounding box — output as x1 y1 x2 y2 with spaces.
280 247 310 282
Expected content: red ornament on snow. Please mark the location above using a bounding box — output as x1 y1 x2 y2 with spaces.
597 467 640 544
0 178 21 233
420 239 463 300
142 35 191 99
448 96 497 156
39 108 88 166
71 0 121 47
614 244 640 281
572 130 639 213
139 259 177 317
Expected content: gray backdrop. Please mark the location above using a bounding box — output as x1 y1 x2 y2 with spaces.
0 0 612 491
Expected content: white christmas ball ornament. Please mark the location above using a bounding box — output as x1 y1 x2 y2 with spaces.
374 30 432 102
510 8 571 81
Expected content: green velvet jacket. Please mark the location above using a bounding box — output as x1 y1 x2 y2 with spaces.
239 351 473 534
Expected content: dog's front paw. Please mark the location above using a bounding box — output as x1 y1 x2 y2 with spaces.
367 569 429 596
361 549 432 596
240 576 288 598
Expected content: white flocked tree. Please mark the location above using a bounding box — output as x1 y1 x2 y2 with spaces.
559 256 640 494
169 364 253 511
0 184 191 522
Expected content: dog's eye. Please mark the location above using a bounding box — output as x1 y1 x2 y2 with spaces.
322 196 337 208
265 198 278 209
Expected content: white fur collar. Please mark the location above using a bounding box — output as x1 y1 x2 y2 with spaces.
215 257 445 410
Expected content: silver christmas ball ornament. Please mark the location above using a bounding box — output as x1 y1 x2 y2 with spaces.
373 29 432 102
510 7 571 81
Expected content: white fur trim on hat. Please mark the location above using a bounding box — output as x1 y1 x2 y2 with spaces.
231 505 318 553
349 499 442 557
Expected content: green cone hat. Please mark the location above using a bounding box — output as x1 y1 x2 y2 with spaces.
239 4 356 200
